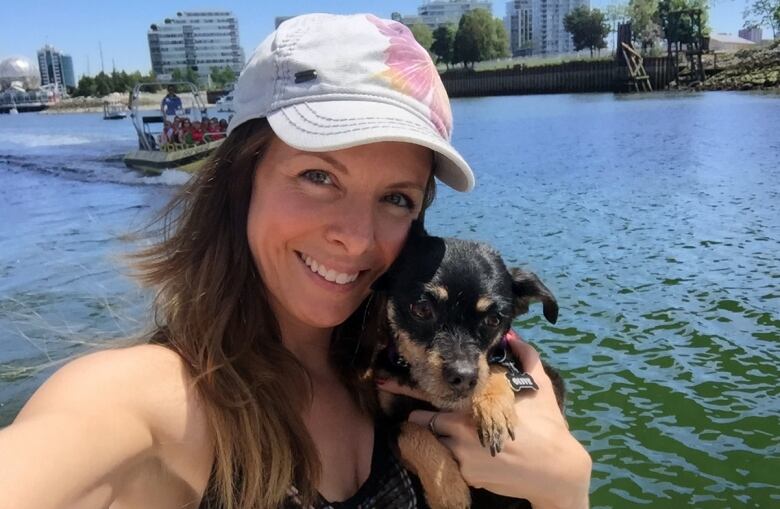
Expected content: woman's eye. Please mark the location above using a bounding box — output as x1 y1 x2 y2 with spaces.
483 314 501 328
410 300 434 321
301 169 333 185
384 192 415 210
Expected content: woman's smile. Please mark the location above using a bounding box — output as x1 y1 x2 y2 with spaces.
298 251 362 286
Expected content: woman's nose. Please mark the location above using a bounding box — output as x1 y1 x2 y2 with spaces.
324 202 375 256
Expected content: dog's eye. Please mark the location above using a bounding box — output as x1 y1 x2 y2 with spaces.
410 301 434 321
483 314 501 328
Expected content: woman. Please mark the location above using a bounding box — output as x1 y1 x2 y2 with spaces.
191 121 205 144
180 118 194 145
0 13 590 509
160 120 175 146
205 117 223 142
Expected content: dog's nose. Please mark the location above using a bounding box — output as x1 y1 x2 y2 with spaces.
444 362 478 392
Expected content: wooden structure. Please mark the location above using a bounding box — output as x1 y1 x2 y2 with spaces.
616 23 652 92
439 57 674 97
660 8 707 85
621 43 652 92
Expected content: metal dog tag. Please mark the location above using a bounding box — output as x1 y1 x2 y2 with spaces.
504 362 539 392
489 346 539 392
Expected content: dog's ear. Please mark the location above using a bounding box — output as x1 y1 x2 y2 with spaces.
509 268 558 324
372 272 391 292
408 219 428 241
372 220 429 292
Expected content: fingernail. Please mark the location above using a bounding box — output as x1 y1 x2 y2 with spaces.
506 330 521 342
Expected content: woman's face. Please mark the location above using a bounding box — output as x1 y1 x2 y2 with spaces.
247 137 432 333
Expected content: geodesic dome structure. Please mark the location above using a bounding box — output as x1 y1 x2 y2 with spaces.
0 56 40 90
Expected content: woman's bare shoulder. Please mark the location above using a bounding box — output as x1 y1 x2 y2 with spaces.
16 343 210 444
1 344 213 508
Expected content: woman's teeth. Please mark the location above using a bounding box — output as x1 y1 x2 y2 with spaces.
302 254 359 285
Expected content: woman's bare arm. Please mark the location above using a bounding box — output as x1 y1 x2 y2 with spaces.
0 345 211 508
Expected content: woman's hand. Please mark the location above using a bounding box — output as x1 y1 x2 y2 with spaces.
377 332 591 509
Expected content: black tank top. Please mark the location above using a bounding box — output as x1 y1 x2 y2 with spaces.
199 425 428 509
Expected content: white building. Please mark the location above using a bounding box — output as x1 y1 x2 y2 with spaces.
398 1 493 29
0 56 40 90
147 11 245 83
737 27 762 44
505 0 534 55
505 0 589 56
37 45 76 90
709 33 756 52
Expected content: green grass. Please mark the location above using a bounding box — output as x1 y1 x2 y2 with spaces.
437 53 616 73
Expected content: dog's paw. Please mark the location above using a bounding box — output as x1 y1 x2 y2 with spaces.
474 400 516 456
472 368 518 456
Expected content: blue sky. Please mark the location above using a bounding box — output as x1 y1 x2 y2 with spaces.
1 0 754 77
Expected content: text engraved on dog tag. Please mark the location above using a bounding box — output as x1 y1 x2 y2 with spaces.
490 347 539 392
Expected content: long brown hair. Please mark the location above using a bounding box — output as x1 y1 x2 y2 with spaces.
132 118 436 508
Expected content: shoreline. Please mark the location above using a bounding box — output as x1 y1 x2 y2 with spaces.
40 91 216 115
30 42 780 114
32 86 779 115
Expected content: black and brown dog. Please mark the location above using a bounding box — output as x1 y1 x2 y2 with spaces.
368 221 563 509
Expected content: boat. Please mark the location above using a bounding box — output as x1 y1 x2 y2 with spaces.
103 101 127 119
216 93 234 112
123 80 224 175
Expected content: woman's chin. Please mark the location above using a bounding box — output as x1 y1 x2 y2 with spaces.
302 305 359 329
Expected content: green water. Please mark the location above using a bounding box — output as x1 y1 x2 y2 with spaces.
1 91 779 507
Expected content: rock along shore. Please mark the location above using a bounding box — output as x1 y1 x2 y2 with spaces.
700 39 780 91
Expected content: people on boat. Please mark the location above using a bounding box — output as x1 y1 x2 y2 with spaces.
178 118 193 145
160 120 175 145
172 117 184 143
191 121 205 144
0 14 591 508
204 117 224 142
161 85 182 121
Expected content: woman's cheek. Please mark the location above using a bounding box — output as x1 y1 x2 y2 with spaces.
378 216 415 261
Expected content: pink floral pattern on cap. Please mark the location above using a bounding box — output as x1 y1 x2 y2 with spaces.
366 15 452 139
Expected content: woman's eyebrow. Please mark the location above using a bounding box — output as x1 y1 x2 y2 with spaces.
387 181 426 193
292 153 349 175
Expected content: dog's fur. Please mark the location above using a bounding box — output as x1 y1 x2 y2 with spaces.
369 222 564 509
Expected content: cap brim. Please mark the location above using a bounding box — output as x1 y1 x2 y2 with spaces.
267 100 474 192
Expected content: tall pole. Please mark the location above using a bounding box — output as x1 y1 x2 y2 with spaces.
99 41 105 74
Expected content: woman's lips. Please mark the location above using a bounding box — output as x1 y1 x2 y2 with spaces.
298 252 361 285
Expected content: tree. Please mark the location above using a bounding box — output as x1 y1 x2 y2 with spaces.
431 24 456 68
628 0 661 51
658 0 710 46
75 76 96 97
109 70 132 93
94 72 112 97
172 67 199 85
489 18 510 59
209 66 236 89
72 69 161 97
564 7 611 56
410 23 434 51
453 9 501 67
744 0 780 38
605 2 630 52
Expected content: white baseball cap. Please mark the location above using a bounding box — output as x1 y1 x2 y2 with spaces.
227 13 475 192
